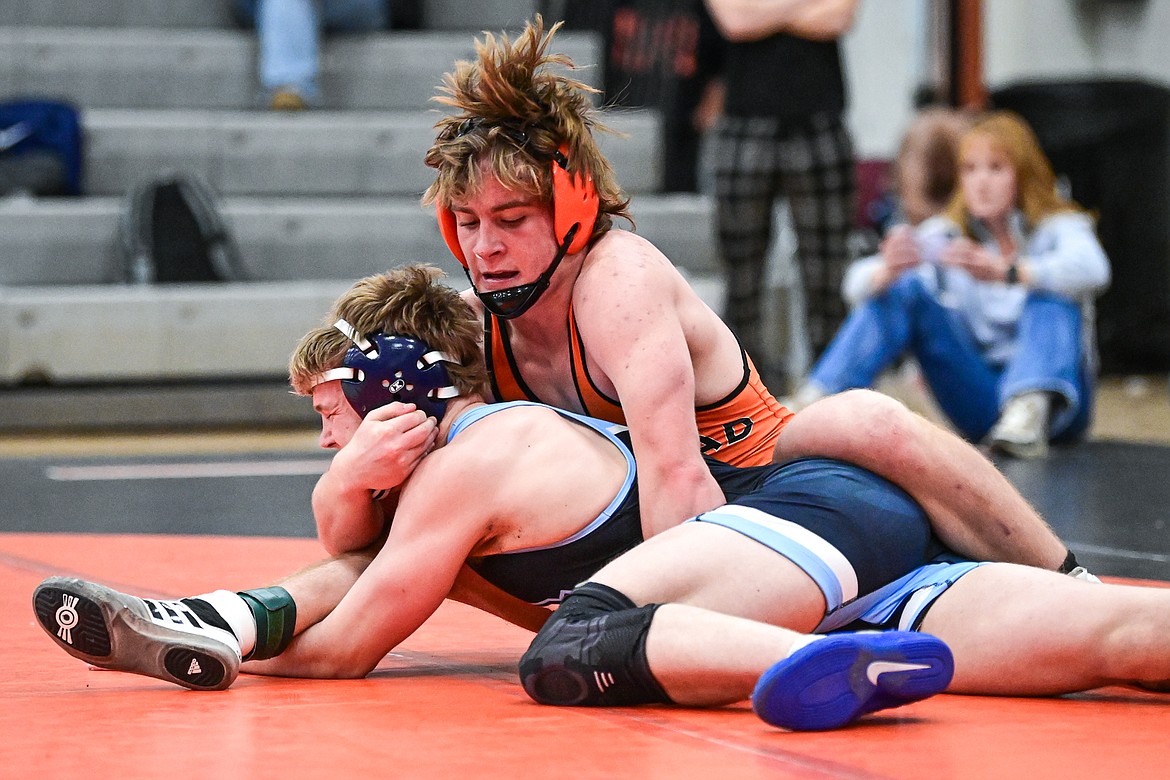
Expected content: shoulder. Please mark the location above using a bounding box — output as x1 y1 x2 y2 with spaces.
575 230 685 303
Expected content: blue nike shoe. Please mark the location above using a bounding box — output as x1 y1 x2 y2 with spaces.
752 631 954 731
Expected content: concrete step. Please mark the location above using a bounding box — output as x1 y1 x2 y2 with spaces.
0 268 728 397
0 27 601 110
66 107 659 197
3 0 538 32
1 0 238 29
0 279 354 385
0 380 318 431
0 192 716 287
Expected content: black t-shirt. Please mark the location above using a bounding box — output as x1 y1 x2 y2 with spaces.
723 34 846 120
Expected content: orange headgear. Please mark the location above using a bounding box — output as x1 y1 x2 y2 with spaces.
436 135 599 265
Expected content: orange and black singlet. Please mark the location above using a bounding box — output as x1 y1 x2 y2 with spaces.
483 308 794 467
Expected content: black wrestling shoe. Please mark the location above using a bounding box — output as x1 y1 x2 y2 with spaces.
33 576 241 691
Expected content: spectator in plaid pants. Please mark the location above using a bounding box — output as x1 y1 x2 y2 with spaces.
704 0 860 389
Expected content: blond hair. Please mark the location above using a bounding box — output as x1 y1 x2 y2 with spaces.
943 110 1084 234
289 264 488 397
422 15 631 242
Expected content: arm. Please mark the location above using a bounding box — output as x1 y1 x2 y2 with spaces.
1017 213 1111 297
704 0 859 42
313 402 438 555
250 453 486 678
942 214 1110 297
575 242 727 537
843 224 923 304
448 564 552 632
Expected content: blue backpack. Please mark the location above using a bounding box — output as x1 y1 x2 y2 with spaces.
0 99 84 196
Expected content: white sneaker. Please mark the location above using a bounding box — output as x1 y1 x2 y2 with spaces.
33 576 241 691
986 392 1051 458
782 382 829 414
1066 566 1102 584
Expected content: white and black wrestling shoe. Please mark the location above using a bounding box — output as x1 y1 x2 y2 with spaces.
33 576 241 691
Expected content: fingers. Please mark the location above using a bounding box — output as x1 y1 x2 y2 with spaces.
363 401 419 422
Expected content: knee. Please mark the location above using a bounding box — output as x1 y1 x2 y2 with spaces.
519 583 669 707
780 389 932 467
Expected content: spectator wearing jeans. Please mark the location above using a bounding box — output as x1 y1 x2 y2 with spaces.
789 111 1111 458
232 0 390 110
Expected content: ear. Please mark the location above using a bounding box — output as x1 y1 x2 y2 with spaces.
436 203 467 266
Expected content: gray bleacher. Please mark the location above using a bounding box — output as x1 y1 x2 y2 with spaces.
0 0 720 430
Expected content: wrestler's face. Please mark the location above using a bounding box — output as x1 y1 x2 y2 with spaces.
312 380 362 450
959 136 1017 223
449 174 559 293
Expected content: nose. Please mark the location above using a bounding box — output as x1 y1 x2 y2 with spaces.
318 422 336 450
469 222 504 265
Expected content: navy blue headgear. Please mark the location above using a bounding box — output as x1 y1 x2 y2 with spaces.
313 319 460 419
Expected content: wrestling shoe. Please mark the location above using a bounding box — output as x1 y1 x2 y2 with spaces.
752 631 953 731
32 576 241 691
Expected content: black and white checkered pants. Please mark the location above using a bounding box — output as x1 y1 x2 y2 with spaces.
712 111 856 370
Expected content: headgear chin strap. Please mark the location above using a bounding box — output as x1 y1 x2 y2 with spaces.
464 223 578 319
310 319 460 419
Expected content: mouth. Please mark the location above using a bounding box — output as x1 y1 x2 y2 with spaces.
477 270 523 290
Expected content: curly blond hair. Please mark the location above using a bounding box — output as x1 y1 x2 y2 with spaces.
422 15 632 243
289 265 488 398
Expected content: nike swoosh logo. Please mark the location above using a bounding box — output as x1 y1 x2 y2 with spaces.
866 660 933 685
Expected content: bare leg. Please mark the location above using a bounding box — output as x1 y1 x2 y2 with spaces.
270 549 374 634
645 603 806 705
242 548 374 674
777 389 1068 569
919 563 1170 694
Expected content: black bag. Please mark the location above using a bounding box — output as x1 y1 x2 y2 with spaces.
0 99 84 196
115 170 246 283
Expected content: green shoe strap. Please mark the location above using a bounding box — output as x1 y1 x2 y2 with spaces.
238 586 296 661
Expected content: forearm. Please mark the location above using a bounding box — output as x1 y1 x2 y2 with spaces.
705 0 858 42
1018 216 1111 297
448 565 552 632
639 458 727 537
312 468 387 555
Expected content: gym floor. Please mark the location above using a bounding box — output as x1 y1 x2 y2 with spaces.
2 374 1169 778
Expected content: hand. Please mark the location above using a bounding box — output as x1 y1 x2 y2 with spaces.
331 402 439 494
869 225 922 293
941 237 1009 282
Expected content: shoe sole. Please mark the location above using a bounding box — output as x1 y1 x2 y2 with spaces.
988 439 1049 459
752 632 954 731
32 577 239 691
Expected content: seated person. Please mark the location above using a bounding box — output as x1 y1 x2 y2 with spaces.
788 111 1111 458
231 0 389 110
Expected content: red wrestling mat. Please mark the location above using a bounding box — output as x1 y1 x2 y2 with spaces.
3 532 1168 780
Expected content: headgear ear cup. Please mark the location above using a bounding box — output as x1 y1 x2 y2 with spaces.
551 146 599 255
436 203 467 266
437 144 600 264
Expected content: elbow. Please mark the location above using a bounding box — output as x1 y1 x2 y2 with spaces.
318 648 382 680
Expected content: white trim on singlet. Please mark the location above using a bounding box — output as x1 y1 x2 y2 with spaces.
690 503 859 611
445 401 636 554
